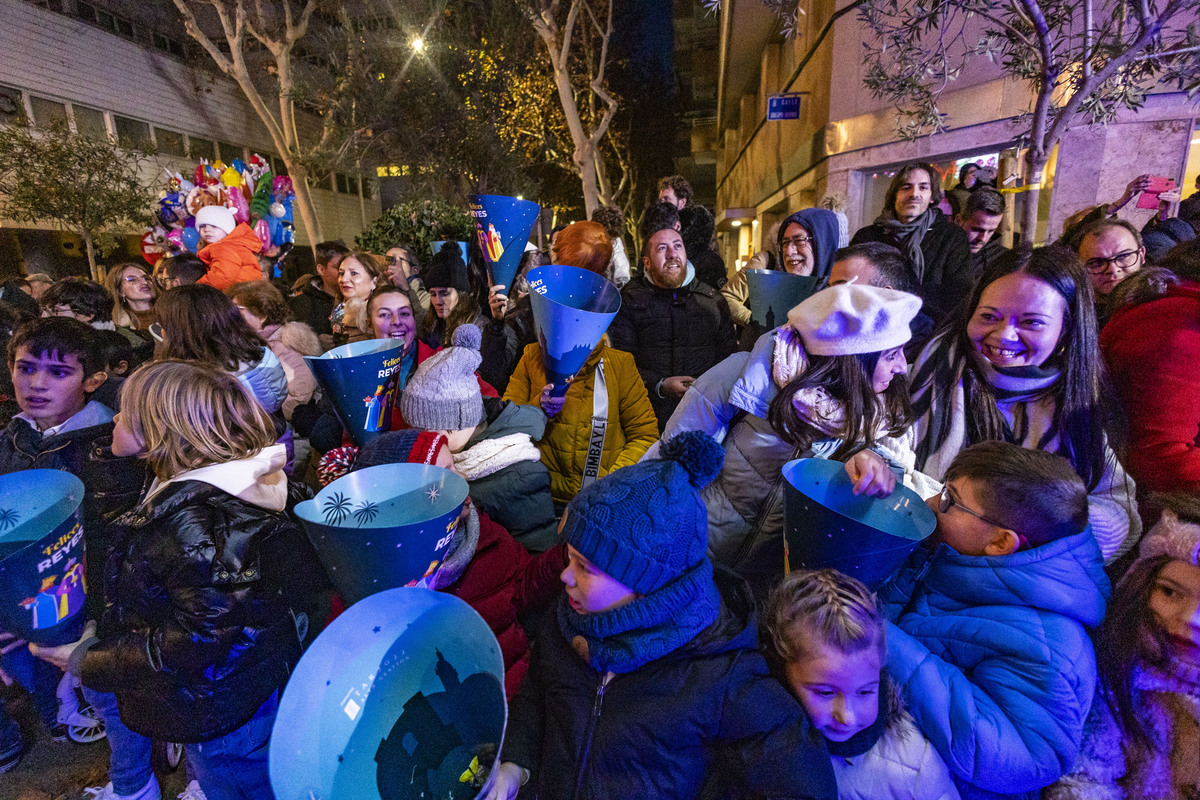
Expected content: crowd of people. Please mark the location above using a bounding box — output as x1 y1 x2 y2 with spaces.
0 164 1197 800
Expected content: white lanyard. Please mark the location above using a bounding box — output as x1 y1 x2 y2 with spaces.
580 358 609 489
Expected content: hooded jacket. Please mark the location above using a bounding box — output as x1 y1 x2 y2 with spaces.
503 341 659 506
79 444 323 742
197 222 264 291
608 265 738 427
876 529 1111 800
261 321 321 420
722 209 842 329
459 398 559 552
502 567 837 800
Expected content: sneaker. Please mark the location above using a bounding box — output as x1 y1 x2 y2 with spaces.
177 780 208 800
83 775 161 800
56 672 106 743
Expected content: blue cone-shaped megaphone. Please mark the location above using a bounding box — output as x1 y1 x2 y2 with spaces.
295 464 469 605
0 470 87 645
468 195 540 293
306 339 408 447
527 264 622 397
436 240 469 264
782 458 935 588
269 588 507 800
745 270 820 328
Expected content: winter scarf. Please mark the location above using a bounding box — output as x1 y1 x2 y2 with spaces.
871 208 936 282
557 558 721 674
452 433 541 480
824 675 894 758
769 326 851 436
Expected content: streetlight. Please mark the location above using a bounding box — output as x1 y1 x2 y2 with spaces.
411 36 424 52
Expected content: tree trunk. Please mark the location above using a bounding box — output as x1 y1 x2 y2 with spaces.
285 160 324 249
82 232 99 282
1021 148 1049 246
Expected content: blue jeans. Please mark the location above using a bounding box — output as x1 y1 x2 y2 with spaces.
83 688 154 796
1 646 61 727
185 692 278 800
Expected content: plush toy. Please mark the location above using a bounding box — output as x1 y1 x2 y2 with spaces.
140 227 169 266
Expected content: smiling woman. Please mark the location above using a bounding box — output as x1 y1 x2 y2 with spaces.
909 245 1141 561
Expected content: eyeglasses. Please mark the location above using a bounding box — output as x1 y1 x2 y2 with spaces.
936 485 1009 529
1084 249 1140 274
781 236 813 249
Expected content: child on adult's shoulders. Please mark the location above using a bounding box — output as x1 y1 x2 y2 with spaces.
874 441 1109 799
483 431 837 800
194 205 264 291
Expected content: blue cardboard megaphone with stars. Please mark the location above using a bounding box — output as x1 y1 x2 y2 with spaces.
294 464 469 605
468 194 540 294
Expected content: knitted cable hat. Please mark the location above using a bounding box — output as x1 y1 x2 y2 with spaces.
194 205 237 235
1135 508 1200 568
425 246 471 292
561 431 724 594
788 283 921 356
399 324 484 431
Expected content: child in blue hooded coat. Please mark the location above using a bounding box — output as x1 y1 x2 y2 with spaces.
876 441 1110 800
484 432 836 800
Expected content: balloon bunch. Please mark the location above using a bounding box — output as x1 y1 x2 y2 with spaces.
140 153 296 267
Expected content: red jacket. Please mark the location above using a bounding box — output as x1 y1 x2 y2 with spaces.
1100 280 1200 502
198 223 263 290
443 509 565 699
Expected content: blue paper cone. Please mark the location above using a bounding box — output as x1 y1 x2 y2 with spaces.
782 458 935 588
0 470 87 645
436 240 470 264
306 339 408 447
745 270 820 328
270 588 506 800
468 195 540 293
527 264 622 397
295 464 469 605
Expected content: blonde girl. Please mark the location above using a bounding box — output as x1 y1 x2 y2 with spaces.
764 569 959 800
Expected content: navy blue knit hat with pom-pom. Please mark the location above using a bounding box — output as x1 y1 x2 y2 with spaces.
561 431 724 594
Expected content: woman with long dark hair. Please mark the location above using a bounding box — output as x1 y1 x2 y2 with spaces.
418 246 485 349
654 283 937 592
909 245 1139 560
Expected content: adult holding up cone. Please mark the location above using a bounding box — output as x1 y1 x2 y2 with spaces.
504 264 658 509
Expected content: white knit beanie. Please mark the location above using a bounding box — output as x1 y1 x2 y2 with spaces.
788 283 921 356
399 324 484 431
194 205 237 235
1136 508 1200 567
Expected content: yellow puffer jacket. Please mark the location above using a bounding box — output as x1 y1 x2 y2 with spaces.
504 341 659 506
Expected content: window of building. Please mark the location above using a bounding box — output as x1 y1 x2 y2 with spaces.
75 1 98 22
76 2 135 38
188 136 216 161
218 141 243 162
29 95 67 130
113 115 151 149
0 85 23 125
272 155 288 176
73 105 107 139
336 173 350 194
152 32 186 58
30 0 61 12
155 128 186 157
347 174 359 195
362 179 374 200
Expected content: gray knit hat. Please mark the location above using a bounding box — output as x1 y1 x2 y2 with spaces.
399 324 484 431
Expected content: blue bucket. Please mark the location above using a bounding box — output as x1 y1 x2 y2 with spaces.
468 195 541 293
527 264 622 397
744 270 820 328
269 588 506 800
295 464 469 604
0 470 88 645
306 339 408 447
782 458 935 588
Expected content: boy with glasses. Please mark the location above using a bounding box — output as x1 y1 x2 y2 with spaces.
876 441 1109 799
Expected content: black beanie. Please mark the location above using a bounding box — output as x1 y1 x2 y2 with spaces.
426 247 471 292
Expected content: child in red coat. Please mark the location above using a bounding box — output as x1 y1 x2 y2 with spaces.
194 205 264 290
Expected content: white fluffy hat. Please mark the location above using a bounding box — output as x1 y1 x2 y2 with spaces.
787 283 922 356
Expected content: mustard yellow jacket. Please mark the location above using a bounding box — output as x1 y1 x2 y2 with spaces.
503 341 659 506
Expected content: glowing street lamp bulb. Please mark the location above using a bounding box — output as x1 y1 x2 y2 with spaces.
411 37 424 52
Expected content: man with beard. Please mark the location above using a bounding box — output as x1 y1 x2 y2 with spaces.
850 162 972 322
608 224 736 429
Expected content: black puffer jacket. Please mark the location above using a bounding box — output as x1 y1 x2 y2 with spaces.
80 475 322 742
608 274 737 428
502 569 837 800
0 410 147 617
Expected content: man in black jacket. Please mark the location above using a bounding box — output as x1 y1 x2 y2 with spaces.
608 225 737 429
288 240 348 347
851 162 972 322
